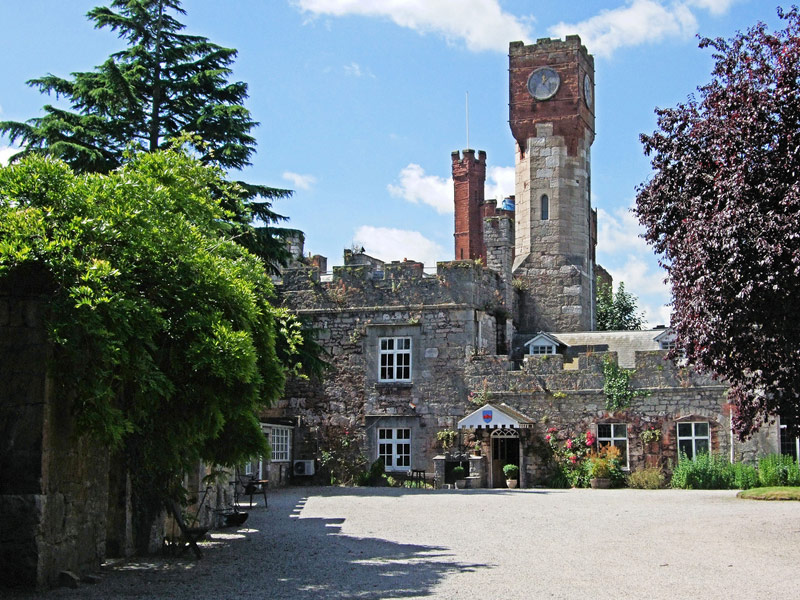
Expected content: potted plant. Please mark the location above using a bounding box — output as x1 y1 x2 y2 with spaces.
503 464 519 489
588 456 611 488
452 465 466 489
471 440 482 456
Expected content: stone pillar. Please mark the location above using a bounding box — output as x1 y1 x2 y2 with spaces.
467 455 486 488
432 455 446 489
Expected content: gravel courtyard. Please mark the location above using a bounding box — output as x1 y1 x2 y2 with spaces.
13 486 800 599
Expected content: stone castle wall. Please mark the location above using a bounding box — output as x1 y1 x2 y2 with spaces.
0 276 110 590
464 352 777 484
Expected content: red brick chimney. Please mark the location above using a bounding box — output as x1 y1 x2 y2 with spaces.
452 149 487 261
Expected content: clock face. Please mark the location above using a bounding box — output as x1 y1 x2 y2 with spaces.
527 67 560 101
583 74 593 108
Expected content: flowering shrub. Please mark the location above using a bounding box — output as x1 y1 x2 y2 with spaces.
546 428 595 487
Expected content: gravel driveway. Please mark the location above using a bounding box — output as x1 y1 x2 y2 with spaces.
11 486 800 599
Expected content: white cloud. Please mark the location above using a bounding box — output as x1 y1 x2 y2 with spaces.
485 166 515 203
352 225 446 267
549 0 697 58
294 0 532 52
685 0 738 16
282 171 317 191
597 202 672 327
0 146 21 167
343 62 374 78
597 205 650 256
388 163 452 214
388 162 515 215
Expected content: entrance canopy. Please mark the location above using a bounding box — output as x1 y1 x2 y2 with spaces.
458 403 535 430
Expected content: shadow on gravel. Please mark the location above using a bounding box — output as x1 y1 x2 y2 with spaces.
6 488 489 600
266 494 489 599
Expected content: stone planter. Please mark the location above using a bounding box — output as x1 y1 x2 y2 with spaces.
454 479 466 489
506 479 518 489
590 477 611 489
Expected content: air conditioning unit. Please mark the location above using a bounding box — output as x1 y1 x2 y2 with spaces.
293 460 315 476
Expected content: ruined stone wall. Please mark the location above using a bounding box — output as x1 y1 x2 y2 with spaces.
0 280 109 590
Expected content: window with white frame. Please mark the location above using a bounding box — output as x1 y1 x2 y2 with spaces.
660 339 677 351
677 422 709 460
378 428 411 472
597 423 628 468
529 344 556 355
379 337 412 382
271 426 292 462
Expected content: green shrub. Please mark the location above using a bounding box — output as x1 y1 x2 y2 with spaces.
545 468 571 489
452 466 466 479
502 464 519 479
731 462 758 490
628 467 665 489
758 454 800 487
671 453 735 489
670 454 766 490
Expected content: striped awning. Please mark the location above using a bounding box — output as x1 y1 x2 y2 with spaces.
458 403 534 429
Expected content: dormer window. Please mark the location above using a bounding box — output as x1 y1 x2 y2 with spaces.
529 344 556 355
654 329 677 351
524 332 563 356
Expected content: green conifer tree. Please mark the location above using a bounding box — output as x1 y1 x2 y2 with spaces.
0 0 292 267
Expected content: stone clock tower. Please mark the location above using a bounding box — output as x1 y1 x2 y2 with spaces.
509 36 598 333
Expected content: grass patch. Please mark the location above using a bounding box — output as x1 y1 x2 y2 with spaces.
737 487 800 501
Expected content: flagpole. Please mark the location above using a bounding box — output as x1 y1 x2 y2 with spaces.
466 91 470 149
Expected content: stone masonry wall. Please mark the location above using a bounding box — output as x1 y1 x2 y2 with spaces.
0 280 109 590
465 352 777 484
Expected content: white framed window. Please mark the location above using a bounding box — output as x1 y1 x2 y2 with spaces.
379 337 412 382
597 423 628 469
677 422 709 460
529 344 556 355
271 426 292 462
243 458 263 479
378 428 411 472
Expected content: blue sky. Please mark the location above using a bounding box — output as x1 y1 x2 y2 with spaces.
0 1 786 326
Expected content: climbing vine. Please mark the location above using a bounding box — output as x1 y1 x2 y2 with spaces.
602 356 649 411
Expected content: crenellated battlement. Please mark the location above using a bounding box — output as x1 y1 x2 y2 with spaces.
278 256 510 313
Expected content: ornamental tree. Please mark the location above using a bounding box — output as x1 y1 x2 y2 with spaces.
0 0 293 267
634 7 800 438
0 147 300 549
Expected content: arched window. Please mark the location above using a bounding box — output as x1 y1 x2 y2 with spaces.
541 194 549 220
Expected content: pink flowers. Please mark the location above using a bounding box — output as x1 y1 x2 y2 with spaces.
585 431 596 446
545 434 551 441
547 427 558 434
565 438 573 449
569 455 577 464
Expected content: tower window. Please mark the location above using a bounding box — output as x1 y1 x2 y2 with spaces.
541 194 549 220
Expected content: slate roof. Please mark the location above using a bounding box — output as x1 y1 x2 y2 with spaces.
540 329 670 368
